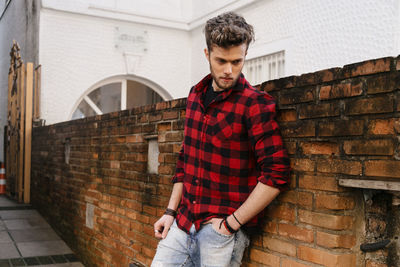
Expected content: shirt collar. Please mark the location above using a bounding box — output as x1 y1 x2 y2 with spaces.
194 73 247 94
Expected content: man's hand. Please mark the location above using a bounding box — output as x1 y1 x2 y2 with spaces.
210 218 234 236
154 215 175 239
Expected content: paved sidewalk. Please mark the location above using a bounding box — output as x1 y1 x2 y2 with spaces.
0 196 84 266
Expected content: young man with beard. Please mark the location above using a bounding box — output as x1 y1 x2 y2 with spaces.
151 12 290 267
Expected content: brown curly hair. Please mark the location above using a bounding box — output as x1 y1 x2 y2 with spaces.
204 12 254 51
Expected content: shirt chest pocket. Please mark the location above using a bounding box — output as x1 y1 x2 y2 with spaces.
210 112 235 141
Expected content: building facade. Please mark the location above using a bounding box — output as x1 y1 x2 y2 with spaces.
1 0 400 162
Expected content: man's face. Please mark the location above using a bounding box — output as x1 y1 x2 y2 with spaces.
205 43 247 92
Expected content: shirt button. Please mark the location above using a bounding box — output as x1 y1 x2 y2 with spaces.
195 179 199 184
192 201 196 204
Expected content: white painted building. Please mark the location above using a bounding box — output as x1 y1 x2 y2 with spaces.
1 0 400 162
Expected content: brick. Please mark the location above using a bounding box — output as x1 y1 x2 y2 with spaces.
267 204 295 222
162 110 179 120
298 102 339 119
291 158 315 172
300 142 339 155
281 121 315 137
158 131 183 143
278 190 297 204
125 134 144 143
394 118 400 133
348 57 391 77
298 245 356 267
317 159 362 176
297 72 316 86
319 82 362 100
365 160 400 178
317 68 341 83
249 249 280 266
367 73 398 94
110 161 120 169
263 237 296 256
149 113 162 122
262 220 278 234
299 209 354 230
319 120 364 136
173 143 182 153
315 193 355 210
158 164 175 175
157 122 172 132
162 154 178 164
120 162 146 172
158 143 173 153
366 260 388 267
316 231 356 249
345 96 393 115
397 96 400 111
140 125 155 135
172 119 185 130
137 114 148 123
278 223 314 242
298 192 313 207
285 141 297 154
343 139 394 155
280 87 315 105
368 119 395 135
282 258 312 267
279 191 313 208
277 109 297 122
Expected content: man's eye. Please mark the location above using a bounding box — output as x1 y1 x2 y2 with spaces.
232 60 241 65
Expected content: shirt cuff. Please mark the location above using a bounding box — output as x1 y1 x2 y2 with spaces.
257 175 290 192
172 174 184 183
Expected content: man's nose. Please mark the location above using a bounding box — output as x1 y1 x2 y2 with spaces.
224 63 232 75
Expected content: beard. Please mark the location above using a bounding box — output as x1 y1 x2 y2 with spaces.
209 64 241 91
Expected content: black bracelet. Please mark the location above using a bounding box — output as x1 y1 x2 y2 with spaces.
232 212 243 227
223 217 238 234
164 208 177 217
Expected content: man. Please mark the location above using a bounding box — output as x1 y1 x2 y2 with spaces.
152 12 290 267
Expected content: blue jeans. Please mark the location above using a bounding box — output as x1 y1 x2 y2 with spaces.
151 220 250 267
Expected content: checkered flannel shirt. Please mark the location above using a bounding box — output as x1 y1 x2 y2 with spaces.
173 74 290 234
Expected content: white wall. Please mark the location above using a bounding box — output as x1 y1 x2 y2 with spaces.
39 7 191 124
0 0 39 162
4 0 400 133
245 0 398 76
192 0 400 83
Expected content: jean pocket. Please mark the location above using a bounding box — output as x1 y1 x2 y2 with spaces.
210 222 234 239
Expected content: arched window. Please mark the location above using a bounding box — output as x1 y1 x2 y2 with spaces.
70 76 171 120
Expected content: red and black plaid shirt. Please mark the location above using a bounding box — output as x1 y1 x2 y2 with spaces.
173 74 290 234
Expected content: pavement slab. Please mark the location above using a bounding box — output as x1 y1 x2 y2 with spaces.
0 196 84 266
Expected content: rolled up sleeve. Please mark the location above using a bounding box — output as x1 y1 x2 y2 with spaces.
246 93 291 191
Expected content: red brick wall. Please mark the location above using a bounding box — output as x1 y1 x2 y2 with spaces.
31 56 400 267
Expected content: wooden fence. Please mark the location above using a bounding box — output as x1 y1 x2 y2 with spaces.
5 41 41 203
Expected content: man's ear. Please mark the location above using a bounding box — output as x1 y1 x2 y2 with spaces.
204 48 210 62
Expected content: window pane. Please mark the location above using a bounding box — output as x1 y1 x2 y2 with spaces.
71 99 97 119
126 80 163 109
88 82 121 114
